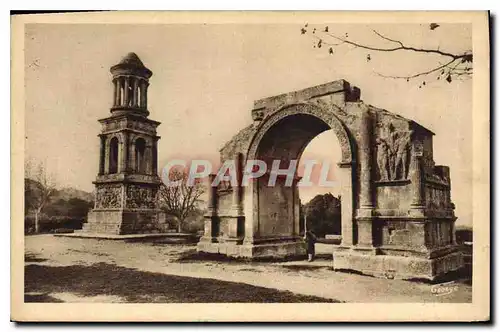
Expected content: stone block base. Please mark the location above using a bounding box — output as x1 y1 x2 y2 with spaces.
333 247 464 281
197 239 306 259
82 209 167 235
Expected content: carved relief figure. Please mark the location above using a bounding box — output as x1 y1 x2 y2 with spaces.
394 130 412 180
376 137 390 181
377 122 412 181
377 122 395 180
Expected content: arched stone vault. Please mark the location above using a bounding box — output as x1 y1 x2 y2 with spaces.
198 79 463 281
246 102 354 165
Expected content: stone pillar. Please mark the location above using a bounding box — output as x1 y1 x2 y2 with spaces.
357 110 374 248
98 135 106 175
115 78 122 106
112 79 118 107
122 132 129 173
132 77 139 107
118 135 125 173
201 174 218 243
116 77 123 106
293 177 301 236
143 83 148 108
124 77 130 107
338 163 354 246
359 110 374 212
104 138 109 174
129 137 136 172
243 178 257 245
139 81 145 108
410 141 425 217
451 219 457 245
207 174 217 215
227 153 243 240
146 144 153 175
152 137 158 175
231 153 244 217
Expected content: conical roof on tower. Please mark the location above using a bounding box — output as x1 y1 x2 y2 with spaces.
109 52 153 116
118 52 145 67
110 52 152 79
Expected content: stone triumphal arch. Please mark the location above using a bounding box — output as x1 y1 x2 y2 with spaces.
197 80 463 280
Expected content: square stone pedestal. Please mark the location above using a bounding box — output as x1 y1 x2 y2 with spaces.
332 246 464 281
197 237 306 259
80 209 167 235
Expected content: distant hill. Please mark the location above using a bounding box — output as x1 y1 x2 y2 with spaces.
25 178 94 204
56 187 94 202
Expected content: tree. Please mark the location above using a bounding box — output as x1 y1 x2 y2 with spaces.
301 193 341 238
44 197 93 219
25 160 57 233
158 169 205 233
300 23 472 86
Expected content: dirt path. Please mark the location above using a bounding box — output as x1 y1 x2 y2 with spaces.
25 235 472 303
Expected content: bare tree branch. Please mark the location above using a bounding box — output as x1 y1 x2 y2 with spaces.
25 160 57 233
158 169 205 233
302 25 473 84
374 57 458 80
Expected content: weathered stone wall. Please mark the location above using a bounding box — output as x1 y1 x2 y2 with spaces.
220 124 256 163
214 189 233 238
217 190 233 215
253 79 360 113
378 220 426 249
425 185 452 210
375 184 413 212
426 219 454 247
257 178 294 237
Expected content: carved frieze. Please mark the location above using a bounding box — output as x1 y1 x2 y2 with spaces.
126 184 156 209
251 108 265 122
425 186 451 209
125 174 156 183
95 184 122 209
101 119 156 136
126 121 156 135
102 119 126 133
217 180 233 192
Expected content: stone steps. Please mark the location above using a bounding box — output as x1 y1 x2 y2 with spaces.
80 222 121 235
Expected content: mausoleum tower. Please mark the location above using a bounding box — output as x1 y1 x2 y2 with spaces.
81 52 166 235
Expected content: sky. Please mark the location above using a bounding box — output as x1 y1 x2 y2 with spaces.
24 23 472 226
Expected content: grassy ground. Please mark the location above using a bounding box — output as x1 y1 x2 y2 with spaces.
24 235 472 303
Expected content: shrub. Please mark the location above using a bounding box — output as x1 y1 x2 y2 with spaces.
25 215 85 234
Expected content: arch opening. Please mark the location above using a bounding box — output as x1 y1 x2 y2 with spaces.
298 129 342 241
108 137 119 174
135 138 147 174
253 112 350 241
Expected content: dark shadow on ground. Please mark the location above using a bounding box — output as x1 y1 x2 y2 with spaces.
24 253 48 263
405 268 472 285
280 265 331 272
24 293 63 303
174 249 308 264
25 263 338 303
